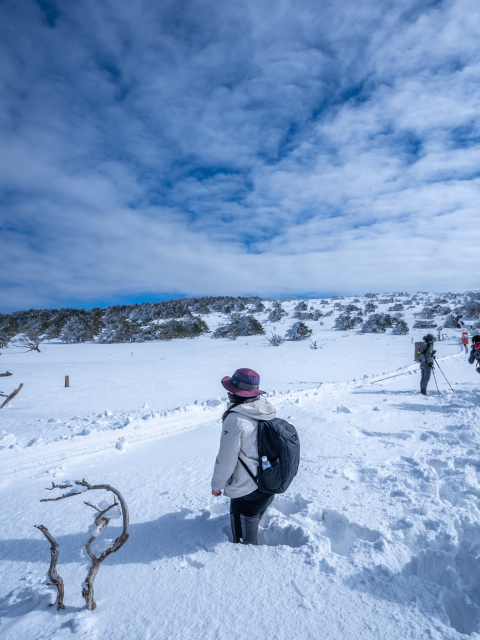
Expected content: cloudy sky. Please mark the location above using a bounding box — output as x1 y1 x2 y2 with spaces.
1 0 480 311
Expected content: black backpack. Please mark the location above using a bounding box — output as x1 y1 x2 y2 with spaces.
226 407 300 493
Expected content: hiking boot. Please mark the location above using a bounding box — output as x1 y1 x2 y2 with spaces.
420 389 427 396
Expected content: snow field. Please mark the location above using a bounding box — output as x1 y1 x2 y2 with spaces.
2 349 480 638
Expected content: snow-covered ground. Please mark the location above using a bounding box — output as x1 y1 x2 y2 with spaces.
2 298 480 638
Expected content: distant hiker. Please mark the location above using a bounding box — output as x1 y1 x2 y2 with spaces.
211 368 276 545
419 334 436 396
468 335 480 374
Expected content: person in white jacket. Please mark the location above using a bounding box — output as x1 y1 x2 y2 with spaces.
211 368 276 545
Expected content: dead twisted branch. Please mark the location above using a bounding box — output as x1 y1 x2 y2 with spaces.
41 479 129 611
34 525 65 610
14 329 43 353
0 383 23 409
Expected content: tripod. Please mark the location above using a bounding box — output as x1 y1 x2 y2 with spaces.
431 367 440 396
433 357 455 393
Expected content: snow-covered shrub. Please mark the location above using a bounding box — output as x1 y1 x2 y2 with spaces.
322 310 333 317
435 305 452 315
353 298 360 303
251 299 265 313
320 300 330 305
285 321 312 341
364 293 377 298
388 303 404 312
345 304 362 314
99 320 142 343
333 313 363 331
268 333 284 346
212 314 264 339
61 317 97 343
443 314 459 328
156 318 210 340
294 301 308 312
294 311 311 320
101 317 209 343
364 302 377 314
391 319 409 334
293 309 323 320
361 313 393 333
413 320 438 329
414 306 436 319
0 316 19 348
463 300 480 319
267 302 286 322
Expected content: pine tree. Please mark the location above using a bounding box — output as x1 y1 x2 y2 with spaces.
212 314 264 339
361 313 393 333
268 302 286 322
333 313 363 331
285 321 312 341
61 317 95 343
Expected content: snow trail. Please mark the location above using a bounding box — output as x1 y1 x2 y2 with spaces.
1 353 480 638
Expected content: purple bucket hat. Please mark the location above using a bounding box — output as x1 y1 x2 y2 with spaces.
221 368 265 398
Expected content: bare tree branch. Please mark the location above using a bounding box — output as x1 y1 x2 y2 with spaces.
34 525 65 610
40 479 130 611
14 329 43 353
0 383 23 409
0 371 13 377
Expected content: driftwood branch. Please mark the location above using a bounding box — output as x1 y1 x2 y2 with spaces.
0 383 23 409
34 525 65 610
41 479 129 611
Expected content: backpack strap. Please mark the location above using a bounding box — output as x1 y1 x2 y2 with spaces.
238 456 259 485
224 404 260 485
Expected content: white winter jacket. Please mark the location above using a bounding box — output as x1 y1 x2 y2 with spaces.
211 398 277 499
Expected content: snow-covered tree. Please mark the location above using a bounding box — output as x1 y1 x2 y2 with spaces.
333 313 363 331
435 305 452 315
61 317 96 343
294 301 309 312
361 313 393 333
285 321 312 341
391 319 409 334
364 293 377 298
443 314 459 328
463 299 480 319
345 304 362 314
268 302 286 322
251 299 266 314
414 306 436 319
212 314 264 339
413 320 438 329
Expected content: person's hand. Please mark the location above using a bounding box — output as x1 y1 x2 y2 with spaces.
211 490 222 497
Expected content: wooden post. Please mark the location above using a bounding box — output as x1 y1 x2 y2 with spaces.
65 376 69 388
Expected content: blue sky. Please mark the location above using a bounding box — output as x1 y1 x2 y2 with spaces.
1 0 480 312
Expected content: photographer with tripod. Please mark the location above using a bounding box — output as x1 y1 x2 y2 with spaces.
419 334 436 396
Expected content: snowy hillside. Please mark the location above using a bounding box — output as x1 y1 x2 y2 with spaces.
1 292 480 638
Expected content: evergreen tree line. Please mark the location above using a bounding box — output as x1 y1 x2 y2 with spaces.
1 291 478 347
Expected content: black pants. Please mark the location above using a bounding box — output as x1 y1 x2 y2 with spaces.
420 367 431 391
230 490 274 545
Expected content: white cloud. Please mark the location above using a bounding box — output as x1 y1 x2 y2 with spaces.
1 0 480 310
